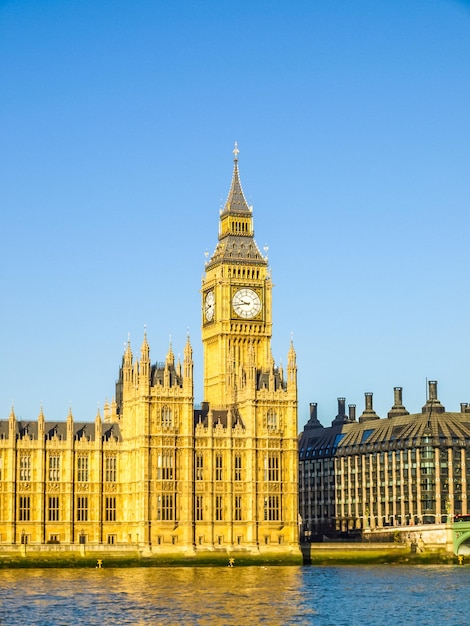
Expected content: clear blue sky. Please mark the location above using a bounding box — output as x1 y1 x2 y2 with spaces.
1 0 470 429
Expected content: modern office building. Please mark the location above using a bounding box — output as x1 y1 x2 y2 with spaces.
0 147 299 557
299 381 470 539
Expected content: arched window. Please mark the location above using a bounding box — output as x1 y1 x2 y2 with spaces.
162 406 172 428
266 410 277 431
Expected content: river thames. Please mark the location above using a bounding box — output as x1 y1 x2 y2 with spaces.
0 565 467 625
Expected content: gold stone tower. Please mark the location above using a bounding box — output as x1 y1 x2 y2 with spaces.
198 144 299 552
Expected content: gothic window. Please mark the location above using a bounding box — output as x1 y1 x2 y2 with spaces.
196 453 204 480
105 497 116 522
19 496 30 521
215 495 223 521
234 495 242 521
0 455 3 481
234 454 242 481
266 410 277 431
264 454 280 482
215 454 223 481
77 456 89 482
48 455 60 481
196 495 204 521
157 494 174 521
105 456 117 482
264 495 280 521
157 451 174 480
162 406 173 428
19 455 31 481
48 496 60 521
77 497 88 522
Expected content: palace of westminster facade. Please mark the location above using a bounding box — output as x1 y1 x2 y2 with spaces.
1 148 470 552
0 148 299 554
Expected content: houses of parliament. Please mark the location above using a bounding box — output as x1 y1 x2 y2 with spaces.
0 147 299 557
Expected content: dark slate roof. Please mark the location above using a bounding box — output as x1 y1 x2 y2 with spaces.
208 235 266 267
222 157 250 214
150 363 182 388
193 408 245 430
257 370 286 392
0 420 122 442
299 410 470 461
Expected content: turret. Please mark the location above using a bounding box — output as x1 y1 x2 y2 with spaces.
66 406 74 441
38 406 45 439
287 337 297 392
95 409 102 442
139 331 150 389
8 406 16 440
164 339 174 387
123 338 134 392
183 334 193 393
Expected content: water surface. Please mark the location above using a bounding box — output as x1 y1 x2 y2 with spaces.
0 565 467 625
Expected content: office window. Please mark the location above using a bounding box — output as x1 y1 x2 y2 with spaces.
49 456 60 481
19 455 31 481
48 496 60 521
105 497 116 522
105 456 117 482
77 497 88 522
19 496 30 521
77 456 89 482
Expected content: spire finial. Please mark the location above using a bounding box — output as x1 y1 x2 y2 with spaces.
233 141 239 161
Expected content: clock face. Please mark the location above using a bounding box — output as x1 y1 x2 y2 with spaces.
232 288 262 319
204 290 215 322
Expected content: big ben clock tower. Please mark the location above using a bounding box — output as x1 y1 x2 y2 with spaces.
198 145 299 554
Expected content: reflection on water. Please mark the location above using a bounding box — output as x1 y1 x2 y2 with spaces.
0 565 468 625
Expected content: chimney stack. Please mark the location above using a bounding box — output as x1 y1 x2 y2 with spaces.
359 392 379 423
305 402 323 431
387 386 409 418
422 380 445 414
